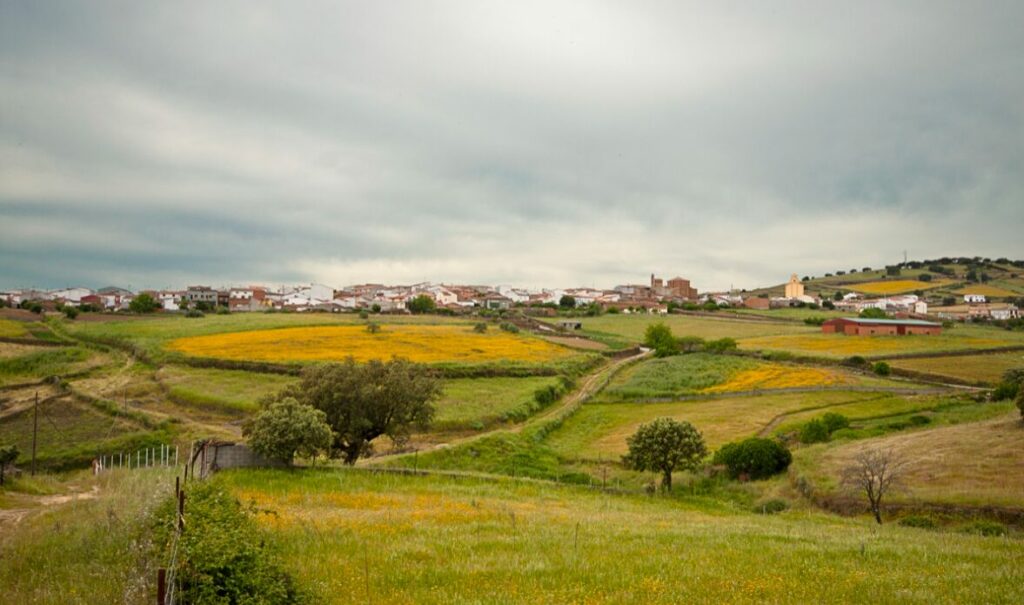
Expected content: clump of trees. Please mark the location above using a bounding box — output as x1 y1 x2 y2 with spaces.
622 418 707 491
271 358 441 464
406 294 436 314
643 323 737 357
799 413 849 443
713 438 791 480
243 398 333 466
129 293 159 313
859 308 887 319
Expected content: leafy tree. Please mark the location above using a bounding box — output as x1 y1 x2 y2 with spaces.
885 265 901 276
676 335 705 353
918 273 933 282
242 398 333 466
942 296 956 306
129 293 159 313
279 358 442 464
859 308 888 319
406 294 436 314
862 267 872 272
622 418 707 491
371 303 381 313
559 295 576 309
833 291 844 301
61 305 79 320
841 448 907 524
822 300 835 310
704 337 737 353
873 361 892 376
713 438 791 480
0 444 18 486
643 322 678 357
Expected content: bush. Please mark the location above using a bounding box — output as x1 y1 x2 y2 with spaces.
961 520 1007 537
129 293 160 313
473 322 488 333
799 419 830 444
898 515 937 529
859 308 888 319
366 322 381 334
908 414 931 426
216 306 230 315
676 336 705 353
803 316 826 326
155 482 305 604
844 356 868 367
753 499 789 515
873 361 892 376
358 309 369 319
61 306 79 320
184 309 204 318
713 437 792 480
992 381 1019 401
821 412 850 434
407 294 436 314
644 322 678 357
499 322 519 333
704 338 737 354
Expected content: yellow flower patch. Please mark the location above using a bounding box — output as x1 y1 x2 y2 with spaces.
851 279 949 294
166 324 573 364
702 365 848 393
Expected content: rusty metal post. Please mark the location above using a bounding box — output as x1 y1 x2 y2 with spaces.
157 568 167 604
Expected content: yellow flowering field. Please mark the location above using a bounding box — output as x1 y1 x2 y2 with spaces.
0 318 29 338
702 365 848 393
851 279 949 294
166 324 574 364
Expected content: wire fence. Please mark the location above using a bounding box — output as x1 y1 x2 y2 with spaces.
92 444 179 474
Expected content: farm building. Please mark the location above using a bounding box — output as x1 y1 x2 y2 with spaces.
821 318 941 336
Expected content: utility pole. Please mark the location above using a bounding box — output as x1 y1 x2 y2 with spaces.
31 391 39 476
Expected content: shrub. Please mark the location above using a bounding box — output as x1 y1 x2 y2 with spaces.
844 356 868 367
676 335 705 353
365 322 381 334
155 482 305 604
799 419 830 444
644 322 678 357
184 309 204 318
873 361 892 376
803 316 826 326
713 437 792 480
899 515 937 529
753 499 789 515
859 308 888 319
129 293 159 313
473 322 488 333
704 337 737 354
821 412 850 434
992 381 1019 401
216 306 230 315
499 322 519 333
407 294 436 314
61 306 79 320
961 520 1007 537
908 414 931 426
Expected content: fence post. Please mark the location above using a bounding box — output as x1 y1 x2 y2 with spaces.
157 568 166 604
178 490 186 531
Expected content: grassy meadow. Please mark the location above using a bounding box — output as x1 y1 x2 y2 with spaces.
218 468 1023 605
887 352 1024 385
156 365 298 414
739 329 1024 359
542 314 815 348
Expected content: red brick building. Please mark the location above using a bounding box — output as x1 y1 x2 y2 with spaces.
821 318 941 336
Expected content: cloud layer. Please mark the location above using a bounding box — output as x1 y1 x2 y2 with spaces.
2 1 1022 291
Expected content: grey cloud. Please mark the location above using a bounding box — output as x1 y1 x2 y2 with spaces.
1 1 1022 291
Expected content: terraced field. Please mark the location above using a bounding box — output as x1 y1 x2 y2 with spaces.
739 331 1024 359
850 279 952 294
887 352 1024 385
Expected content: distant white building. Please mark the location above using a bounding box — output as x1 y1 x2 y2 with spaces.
964 294 987 304
49 287 93 303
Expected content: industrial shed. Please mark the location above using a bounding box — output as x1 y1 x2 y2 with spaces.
821 318 942 336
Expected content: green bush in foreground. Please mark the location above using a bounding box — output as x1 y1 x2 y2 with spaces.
156 481 306 604
821 412 850 434
713 437 792 481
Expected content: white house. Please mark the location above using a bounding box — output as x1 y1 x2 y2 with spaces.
964 294 987 304
49 287 93 304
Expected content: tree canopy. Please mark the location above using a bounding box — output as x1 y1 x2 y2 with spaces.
243 397 333 465
278 358 442 464
129 292 159 313
406 294 436 314
643 322 678 357
622 417 707 491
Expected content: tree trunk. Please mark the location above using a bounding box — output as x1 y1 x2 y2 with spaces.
662 469 672 492
342 442 362 465
871 500 882 524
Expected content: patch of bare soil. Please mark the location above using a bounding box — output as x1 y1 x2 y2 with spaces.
542 335 609 351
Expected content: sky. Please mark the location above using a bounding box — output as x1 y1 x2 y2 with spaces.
1 1 1022 292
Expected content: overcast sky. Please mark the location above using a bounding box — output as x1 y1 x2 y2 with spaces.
1 1 1022 292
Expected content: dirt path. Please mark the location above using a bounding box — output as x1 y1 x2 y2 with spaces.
363 349 652 465
0 484 99 530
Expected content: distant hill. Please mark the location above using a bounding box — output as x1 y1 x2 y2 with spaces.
746 256 1024 303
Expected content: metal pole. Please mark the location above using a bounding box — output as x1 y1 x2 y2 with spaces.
157 568 166 605
31 392 39 476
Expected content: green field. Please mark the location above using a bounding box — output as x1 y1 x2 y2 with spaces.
0 318 30 338
887 352 1024 384
0 346 98 386
434 376 563 430
596 354 759 400
542 315 815 348
156 365 298 414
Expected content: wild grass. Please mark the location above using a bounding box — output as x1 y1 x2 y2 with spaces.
0 347 94 385
953 284 1020 297
157 365 297 414
794 408 1024 508
0 468 174 604
546 391 879 460
434 376 563 430
0 318 30 338
218 468 1024 604
770 394 981 436
0 397 166 470
887 352 1024 385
